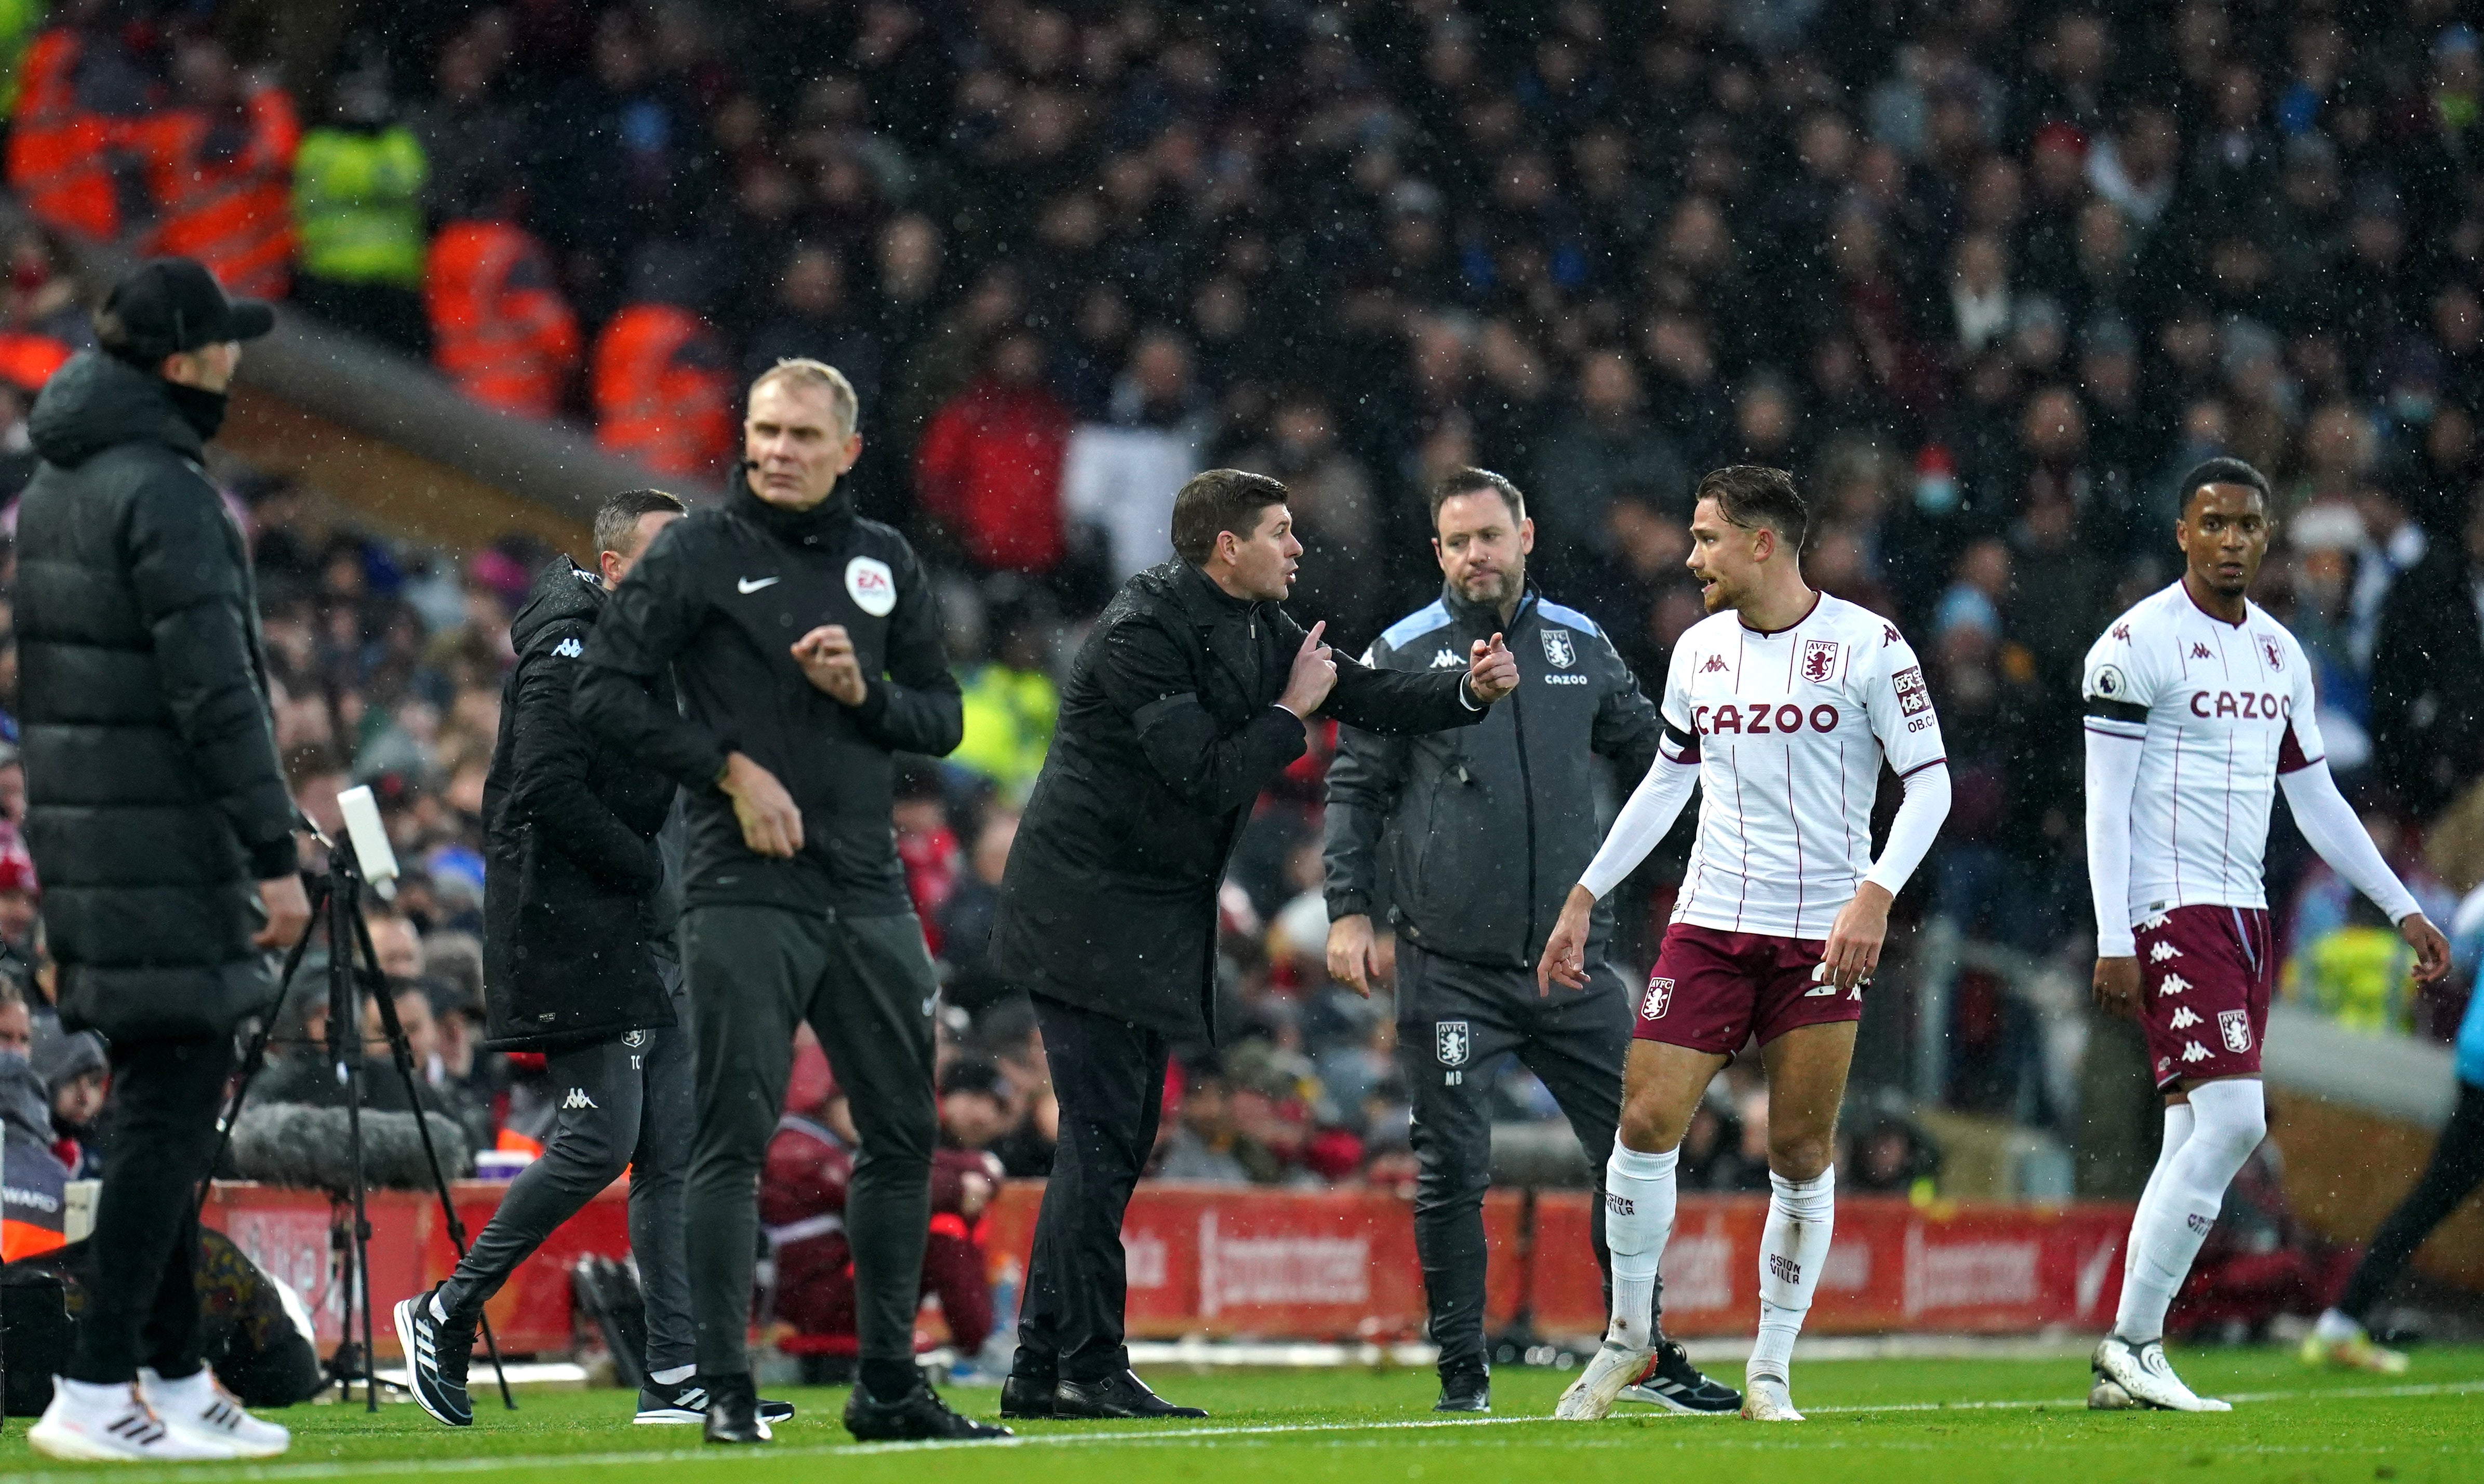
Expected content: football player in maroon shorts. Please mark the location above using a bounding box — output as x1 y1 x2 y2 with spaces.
1541 467 1952 1423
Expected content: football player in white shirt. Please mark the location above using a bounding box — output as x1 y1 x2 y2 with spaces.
1540 467 1952 1423
2081 458 2449 1411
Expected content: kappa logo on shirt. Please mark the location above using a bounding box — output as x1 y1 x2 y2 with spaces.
2168 1006 2201 1030
2190 641 2213 660
2112 623 2131 640
562 1088 598 1111
1431 647 1462 669
2180 1040 2211 1063
553 636 582 658
2157 972 2192 997
1882 623 1900 646
2149 941 2182 963
1700 654 1730 674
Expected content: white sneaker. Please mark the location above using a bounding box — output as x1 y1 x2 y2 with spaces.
142 1366 291 1458
1739 1373 1805 1422
1554 1340 1652 1421
2091 1334 2231 1412
27 1378 238 1462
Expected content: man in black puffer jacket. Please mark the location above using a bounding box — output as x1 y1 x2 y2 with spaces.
395 490 793 1430
14 259 306 1461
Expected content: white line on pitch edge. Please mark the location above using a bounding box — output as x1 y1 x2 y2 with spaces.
7 1377 2478 1482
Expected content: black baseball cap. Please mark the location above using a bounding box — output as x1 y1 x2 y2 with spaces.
93 258 275 363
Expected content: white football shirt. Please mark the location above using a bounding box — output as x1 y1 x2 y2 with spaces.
2081 582 2321 924
1660 594 1947 939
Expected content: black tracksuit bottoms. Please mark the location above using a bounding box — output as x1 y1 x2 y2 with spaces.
1396 937 1655 1375
68 1033 236 1384
1012 992 1165 1385
677 904 938 1378
2336 1078 2484 1324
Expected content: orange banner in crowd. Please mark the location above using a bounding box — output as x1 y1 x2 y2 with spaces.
198 1179 2134 1357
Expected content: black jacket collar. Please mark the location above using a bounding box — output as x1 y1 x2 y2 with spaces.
727 464 858 550
1443 580 1538 633
1173 560 1260 627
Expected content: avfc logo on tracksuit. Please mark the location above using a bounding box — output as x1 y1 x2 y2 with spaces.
1436 1020 1471 1085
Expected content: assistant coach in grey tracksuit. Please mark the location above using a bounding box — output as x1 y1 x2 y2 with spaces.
1323 470 1735 1415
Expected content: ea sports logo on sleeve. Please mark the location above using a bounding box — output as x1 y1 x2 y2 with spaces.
1641 977 1674 1019
846 555 897 616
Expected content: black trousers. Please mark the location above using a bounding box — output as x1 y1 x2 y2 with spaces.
2336 1078 2484 1323
69 1033 237 1383
1012 993 1165 1385
677 905 938 1376
439 964 693 1372
1396 938 1647 1375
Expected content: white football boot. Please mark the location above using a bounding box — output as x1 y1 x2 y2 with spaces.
1554 1340 1654 1421
2091 1334 2231 1412
1739 1372 1805 1422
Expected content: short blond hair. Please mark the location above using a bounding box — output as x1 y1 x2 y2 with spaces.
749 358 859 433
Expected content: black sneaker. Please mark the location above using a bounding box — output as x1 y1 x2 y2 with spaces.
999 1372 1057 1419
1618 1339 1741 1414
1052 1370 1208 1419
702 1372 770 1445
842 1380 1011 1441
1435 1368 1491 1412
392 1286 475 1427
636 1378 794 1425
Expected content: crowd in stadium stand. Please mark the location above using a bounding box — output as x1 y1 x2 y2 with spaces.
2 2 2484 1213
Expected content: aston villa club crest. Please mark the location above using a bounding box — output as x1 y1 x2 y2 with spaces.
1802 638 1839 683
1641 977 1674 1020
2218 1009 2253 1054
2262 637 2284 671
1435 1020 1471 1066
1542 629 1576 669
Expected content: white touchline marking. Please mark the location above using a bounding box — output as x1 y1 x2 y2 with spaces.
10 1378 2479 1481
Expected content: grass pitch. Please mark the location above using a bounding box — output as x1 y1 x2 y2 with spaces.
4 1346 2479 1483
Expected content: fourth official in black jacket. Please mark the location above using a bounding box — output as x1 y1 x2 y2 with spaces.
994 470 1519 1422
573 362 998 1446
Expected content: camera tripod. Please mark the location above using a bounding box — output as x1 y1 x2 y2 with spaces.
204 834 515 1414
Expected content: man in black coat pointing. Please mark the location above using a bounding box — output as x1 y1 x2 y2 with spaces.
994 470 1521 1420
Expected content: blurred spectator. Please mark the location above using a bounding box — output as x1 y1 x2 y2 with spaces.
591 243 733 478
934 811 1018 1014
32 1018 106 1175
1155 1061 1248 1184
2371 492 2484 814
291 64 429 353
1061 328 1208 578
426 189 581 420
135 35 299 298
915 329 1074 578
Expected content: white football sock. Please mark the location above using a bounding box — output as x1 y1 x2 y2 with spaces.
2121 1102 2195 1300
2312 1309 2362 1344
1604 1143 1677 1348
649 1363 696 1387
1749 1168 1834 1382
2115 1079 2265 1344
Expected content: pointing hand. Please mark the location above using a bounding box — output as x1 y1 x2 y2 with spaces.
1468 632 1519 703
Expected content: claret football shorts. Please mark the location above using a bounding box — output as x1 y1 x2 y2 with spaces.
2133 904 2273 1092
1632 922 1866 1054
